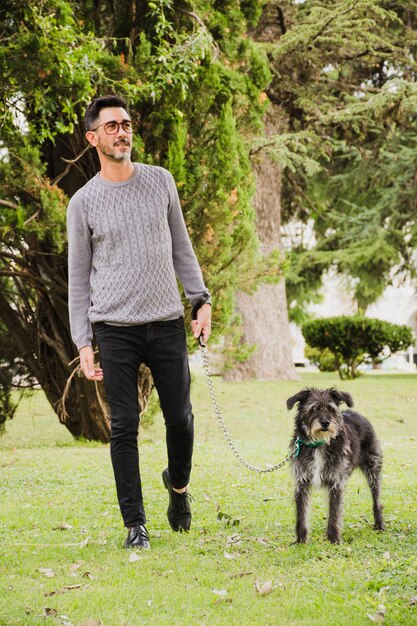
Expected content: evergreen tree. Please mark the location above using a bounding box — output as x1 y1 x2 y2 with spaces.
253 0 417 319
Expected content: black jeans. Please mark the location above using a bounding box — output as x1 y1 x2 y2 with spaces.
94 317 193 528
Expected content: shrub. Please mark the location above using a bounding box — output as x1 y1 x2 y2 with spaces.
304 345 337 372
302 316 414 379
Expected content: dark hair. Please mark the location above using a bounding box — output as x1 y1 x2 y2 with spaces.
84 95 129 131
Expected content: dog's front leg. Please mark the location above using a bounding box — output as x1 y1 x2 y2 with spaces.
327 484 344 544
295 481 311 543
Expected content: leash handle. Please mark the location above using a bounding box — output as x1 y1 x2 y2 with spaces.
191 293 210 347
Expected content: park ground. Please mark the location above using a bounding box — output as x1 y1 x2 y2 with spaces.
0 369 416 626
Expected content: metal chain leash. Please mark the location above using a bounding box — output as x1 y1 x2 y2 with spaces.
199 342 298 473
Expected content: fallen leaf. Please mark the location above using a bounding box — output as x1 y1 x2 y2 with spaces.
410 595 417 605
43 607 58 617
59 616 75 626
255 580 273 597
44 590 64 597
69 561 83 573
383 551 390 560
129 552 141 562
45 584 88 597
214 596 232 605
229 571 253 579
82 571 95 579
223 551 236 560
39 568 55 578
212 589 228 596
256 537 269 545
367 604 386 623
81 621 102 626
54 523 73 530
79 537 90 548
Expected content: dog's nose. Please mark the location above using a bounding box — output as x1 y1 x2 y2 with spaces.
321 420 330 429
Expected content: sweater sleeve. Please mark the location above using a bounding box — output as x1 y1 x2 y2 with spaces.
164 169 211 309
66 192 93 351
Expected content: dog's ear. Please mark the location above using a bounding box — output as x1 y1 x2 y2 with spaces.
329 389 354 408
286 389 311 410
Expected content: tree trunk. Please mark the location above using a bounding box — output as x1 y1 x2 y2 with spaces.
224 1 296 381
225 107 296 380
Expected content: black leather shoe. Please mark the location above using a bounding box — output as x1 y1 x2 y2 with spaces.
124 524 151 549
162 468 192 532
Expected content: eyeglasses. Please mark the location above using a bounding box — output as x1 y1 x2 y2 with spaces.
90 120 133 135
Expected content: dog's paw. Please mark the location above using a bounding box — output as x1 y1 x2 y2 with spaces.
294 537 307 545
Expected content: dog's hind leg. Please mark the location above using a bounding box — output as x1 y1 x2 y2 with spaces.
361 457 384 531
327 483 344 544
295 481 311 543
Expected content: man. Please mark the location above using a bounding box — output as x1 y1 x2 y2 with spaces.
67 94 211 549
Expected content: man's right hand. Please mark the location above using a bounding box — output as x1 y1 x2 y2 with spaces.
79 346 104 381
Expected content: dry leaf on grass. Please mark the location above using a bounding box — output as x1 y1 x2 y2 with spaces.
59 616 75 626
256 537 269 545
229 571 253 579
45 584 88 597
223 551 236 560
212 589 228 597
254 580 273 597
53 523 73 530
82 571 95 579
213 596 232 605
44 590 64 597
79 537 90 548
81 620 102 626
129 552 142 562
43 607 58 617
69 561 83 573
410 595 417 605
39 568 55 578
367 604 386 623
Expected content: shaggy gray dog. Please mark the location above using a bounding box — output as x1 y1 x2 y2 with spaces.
287 388 384 544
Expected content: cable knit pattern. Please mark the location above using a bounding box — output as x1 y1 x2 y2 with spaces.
67 163 210 351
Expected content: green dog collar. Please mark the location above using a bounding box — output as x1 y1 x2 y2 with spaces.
294 436 326 457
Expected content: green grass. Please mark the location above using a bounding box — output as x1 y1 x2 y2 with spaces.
1 370 417 626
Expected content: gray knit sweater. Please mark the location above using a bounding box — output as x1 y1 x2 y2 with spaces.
67 163 210 351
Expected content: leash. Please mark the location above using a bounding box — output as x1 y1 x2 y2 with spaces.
197 336 298 473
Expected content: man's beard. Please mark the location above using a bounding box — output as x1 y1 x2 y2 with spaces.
99 139 131 161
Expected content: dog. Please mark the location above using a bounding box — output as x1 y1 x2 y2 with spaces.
287 387 384 544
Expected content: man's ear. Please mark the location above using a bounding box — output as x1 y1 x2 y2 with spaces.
85 131 97 147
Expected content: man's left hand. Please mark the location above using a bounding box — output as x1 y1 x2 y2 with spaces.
191 303 212 343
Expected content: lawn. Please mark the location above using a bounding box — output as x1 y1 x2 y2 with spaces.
0 369 416 626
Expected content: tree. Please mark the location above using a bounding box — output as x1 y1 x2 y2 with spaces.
252 0 417 320
0 0 280 439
